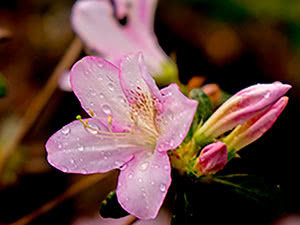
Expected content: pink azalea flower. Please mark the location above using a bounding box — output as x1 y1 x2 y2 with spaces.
223 96 289 152
71 0 176 78
194 82 291 143
195 142 228 175
45 52 197 219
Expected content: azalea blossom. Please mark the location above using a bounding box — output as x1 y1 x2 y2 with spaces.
71 0 176 79
195 142 227 175
194 82 291 145
45 52 197 219
223 96 289 153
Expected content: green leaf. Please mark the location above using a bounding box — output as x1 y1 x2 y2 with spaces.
212 174 281 203
99 190 129 219
183 88 212 143
0 73 7 98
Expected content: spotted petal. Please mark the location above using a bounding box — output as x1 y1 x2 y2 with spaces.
46 119 148 174
116 151 171 219
119 53 162 107
71 56 132 128
156 84 198 152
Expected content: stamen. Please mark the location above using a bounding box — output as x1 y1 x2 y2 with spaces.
76 114 132 138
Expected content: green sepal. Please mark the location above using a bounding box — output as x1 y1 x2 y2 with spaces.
183 88 212 143
0 73 7 98
99 190 129 219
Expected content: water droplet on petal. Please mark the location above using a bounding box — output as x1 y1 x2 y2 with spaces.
108 83 114 91
81 168 88 174
97 62 103 68
99 93 104 99
90 90 96 96
138 178 143 183
78 146 84 151
164 165 169 171
104 156 108 160
70 159 74 164
58 144 62 149
120 164 127 170
86 123 99 135
102 104 112 115
140 161 149 171
160 184 166 192
62 127 70 135
151 181 155 185
128 174 133 179
264 92 270 99
169 139 175 147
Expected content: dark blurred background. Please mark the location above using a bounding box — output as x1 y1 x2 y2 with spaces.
1 0 300 224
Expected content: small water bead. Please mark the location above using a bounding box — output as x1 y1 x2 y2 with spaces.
160 184 166 192
102 104 112 115
97 62 103 68
86 123 99 135
70 159 75 164
108 83 114 91
164 165 169 171
62 127 70 135
90 90 97 96
151 181 155 185
128 174 133 179
99 93 104 99
120 164 127 171
138 178 143 183
78 146 84 151
58 144 62 149
140 161 149 171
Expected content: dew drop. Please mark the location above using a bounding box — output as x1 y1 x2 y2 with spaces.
99 93 104 99
151 181 155 185
140 161 149 171
104 156 108 160
97 62 103 68
128 174 133 179
264 92 271 99
138 178 143 183
169 139 175 147
90 90 96 96
120 164 127 171
78 146 84 151
160 184 166 192
61 166 69 172
62 127 70 135
70 159 74 164
86 123 98 135
81 168 88 174
108 83 114 91
58 144 62 149
102 104 112 115
164 165 169 171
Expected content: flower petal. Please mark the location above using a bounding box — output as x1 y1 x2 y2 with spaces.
46 119 148 174
156 84 198 152
70 56 132 128
114 0 158 31
71 0 169 75
116 151 171 219
58 70 72 92
119 53 162 107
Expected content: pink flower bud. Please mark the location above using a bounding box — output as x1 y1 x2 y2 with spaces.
195 142 227 175
224 96 289 153
195 82 291 141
